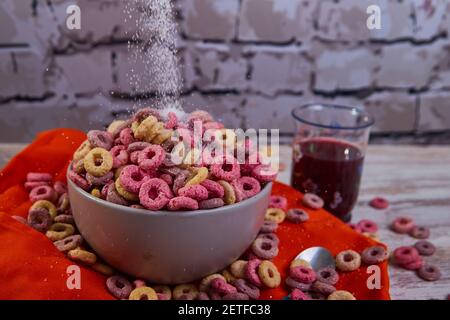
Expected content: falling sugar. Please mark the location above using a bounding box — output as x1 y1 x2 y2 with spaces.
124 0 184 115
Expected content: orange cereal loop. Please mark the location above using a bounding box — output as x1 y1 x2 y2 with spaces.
115 178 139 202
199 274 226 292
30 200 57 218
185 167 208 187
134 116 158 140
83 147 113 177
107 120 125 134
230 260 247 279
173 284 198 300
73 140 92 162
265 208 286 224
91 261 115 276
152 129 173 145
218 180 236 205
68 248 97 265
328 290 356 300
290 259 311 270
258 260 281 288
91 188 101 198
129 286 158 300
153 285 172 300
45 223 75 241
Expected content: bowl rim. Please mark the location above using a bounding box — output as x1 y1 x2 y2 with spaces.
67 169 273 218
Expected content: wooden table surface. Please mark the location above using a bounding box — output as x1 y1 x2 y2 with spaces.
1 143 449 300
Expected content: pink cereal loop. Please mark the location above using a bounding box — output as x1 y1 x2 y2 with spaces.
252 164 277 183
53 181 67 195
119 165 150 194
290 266 316 284
138 145 165 171
178 184 209 201
210 156 241 182
25 181 50 192
201 179 225 198
110 145 129 169
269 195 287 210
68 170 90 191
245 259 262 287
139 178 173 210
127 141 151 153
210 278 237 295
165 112 178 129
27 172 52 182
159 174 173 186
233 177 261 200
167 196 199 211
119 128 135 146
29 185 57 203
356 219 378 233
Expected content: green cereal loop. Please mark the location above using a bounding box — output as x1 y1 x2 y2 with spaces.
30 200 57 219
218 180 236 205
83 147 113 177
45 223 75 241
68 248 97 265
129 286 158 300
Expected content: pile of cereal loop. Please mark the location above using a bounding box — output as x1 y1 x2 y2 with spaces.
68 108 277 211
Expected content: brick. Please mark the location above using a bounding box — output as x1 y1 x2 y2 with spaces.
377 43 440 89
248 47 310 95
431 43 450 89
0 51 48 98
412 0 448 40
315 47 376 92
184 43 248 91
362 92 417 132
317 0 414 42
54 49 114 95
418 91 450 131
181 0 239 40
238 0 303 43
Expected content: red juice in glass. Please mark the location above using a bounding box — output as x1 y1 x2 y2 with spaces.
291 104 374 222
291 138 364 222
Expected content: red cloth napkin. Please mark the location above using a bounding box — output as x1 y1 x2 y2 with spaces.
0 129 390 300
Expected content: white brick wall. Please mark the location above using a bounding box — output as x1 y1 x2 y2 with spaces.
0 0 450 143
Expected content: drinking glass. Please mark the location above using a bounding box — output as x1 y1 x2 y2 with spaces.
291 103 374 222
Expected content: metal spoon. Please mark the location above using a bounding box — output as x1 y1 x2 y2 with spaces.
294 246 335 270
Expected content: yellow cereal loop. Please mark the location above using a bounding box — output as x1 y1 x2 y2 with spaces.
153 285 172 300
265 208 286 224
45 223 75 241
30 200 57 218
131 121 139 135
115 178 139 201
230 260 247 279
218 180 236 205
199 274 226 292
328 290 356 300
146 121 164 142
68 248 97 265
290 259 311 270
107 120 125 134
152 129 173 145
185 167 208 187
73 159 85 174
258 260 281 288
73 140 92 162
363 232 380 242
83 147 113 177
173 284 198 300
129 286 158 300
91 188 101 198
114 166 125 180
221 269 236 283
91 261 115 276
134 116 158 140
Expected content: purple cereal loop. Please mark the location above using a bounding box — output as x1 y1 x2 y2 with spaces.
285 277 312 291
110 145 129 169
178 184 209 201
119 128 135 146
414 240 436 256
252 164 277 183
26 172 53 182
54 214 75 225
68 170 90 191
86 171 114 186
29 185 57 203
302 193 324 210
167 196 199 211
138 145 166 171
316 267 339 285
119 165 150 194
286 208 309 223
417 264 441 281
201 179 225 198
106 182 129 206
133 107 162 122
409 226 430 239
106 275 133 299
27 208 52 232
256 233 279 245
159 173 173 186
311 281 336 296
244 259 262 287
251 238 278 260
259 220 278 233
223 292 249 300
54 235 83 252
87 130 113 150
290 266 316 284
172 170 189 194
53 181 67 195
269 195 287 210
127 141 151 153
231 279 260 300
139 178 173 210
24 181 50 192
199 198 225 209
361 246 387 265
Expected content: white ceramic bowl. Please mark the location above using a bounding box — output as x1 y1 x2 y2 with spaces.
67 175 272 284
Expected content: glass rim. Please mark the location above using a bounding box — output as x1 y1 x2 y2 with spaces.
292 103 375 131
